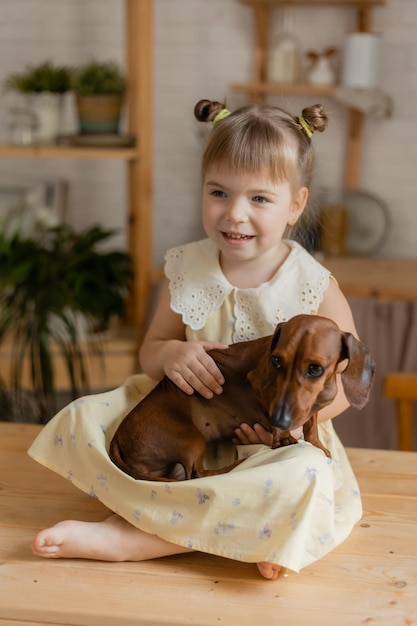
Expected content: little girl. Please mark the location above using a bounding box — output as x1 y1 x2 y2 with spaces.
30 99 361 581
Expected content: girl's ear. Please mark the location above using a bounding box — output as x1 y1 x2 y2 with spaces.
288 186 308 226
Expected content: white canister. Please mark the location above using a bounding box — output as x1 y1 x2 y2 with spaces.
341 32 381 89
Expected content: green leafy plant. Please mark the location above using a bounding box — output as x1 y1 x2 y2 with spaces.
72 60 126 95
4 60 72 94
0 220 133 422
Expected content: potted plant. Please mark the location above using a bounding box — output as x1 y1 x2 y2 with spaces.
0 215 133 423
71 60 127 134
4 60 72 144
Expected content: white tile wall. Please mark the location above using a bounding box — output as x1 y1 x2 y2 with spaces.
0 0 414 265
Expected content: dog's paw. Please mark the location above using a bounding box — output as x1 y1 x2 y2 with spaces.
272 432 298 449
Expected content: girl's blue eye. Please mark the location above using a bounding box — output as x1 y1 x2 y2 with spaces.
211 190 226 198
253 195 267 204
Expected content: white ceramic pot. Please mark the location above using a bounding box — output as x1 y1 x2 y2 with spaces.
28 92 63 144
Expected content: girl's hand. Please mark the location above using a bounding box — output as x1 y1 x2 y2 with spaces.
164 340 228 399
233 423 303 446
232 423 273 446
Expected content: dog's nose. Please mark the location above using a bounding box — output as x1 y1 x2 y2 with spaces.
270 405 292 431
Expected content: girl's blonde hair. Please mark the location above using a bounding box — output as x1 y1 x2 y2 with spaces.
194 99 328 243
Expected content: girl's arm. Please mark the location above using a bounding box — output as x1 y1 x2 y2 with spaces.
139 279 228 399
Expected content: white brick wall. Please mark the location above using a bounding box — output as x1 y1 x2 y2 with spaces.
0 0 414 264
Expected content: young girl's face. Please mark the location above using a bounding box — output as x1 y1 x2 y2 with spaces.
202 166 307 268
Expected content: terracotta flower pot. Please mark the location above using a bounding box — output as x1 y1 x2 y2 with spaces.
75 94 123 134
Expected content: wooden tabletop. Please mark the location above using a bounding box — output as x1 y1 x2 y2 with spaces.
1 422 416 626
322 255 417 301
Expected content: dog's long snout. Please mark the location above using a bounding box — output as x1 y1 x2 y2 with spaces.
270 405 292 431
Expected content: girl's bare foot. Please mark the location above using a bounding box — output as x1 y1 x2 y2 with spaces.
256 562 283 580
32 514 283 580
32 514 192 562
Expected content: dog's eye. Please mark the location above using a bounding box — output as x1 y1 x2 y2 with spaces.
271 355 282 370
307 364 325 378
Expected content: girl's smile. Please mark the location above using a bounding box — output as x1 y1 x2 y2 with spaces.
221 231 254 244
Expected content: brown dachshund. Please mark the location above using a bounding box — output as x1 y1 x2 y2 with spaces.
109 314 375 481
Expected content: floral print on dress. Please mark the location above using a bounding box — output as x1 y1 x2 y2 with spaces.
89 486 98 499
96 473 108 491
214 522 235 536
170 511 184 525
197 489 210 505
306 467 319 482
258 525 273 540
316 532 331 546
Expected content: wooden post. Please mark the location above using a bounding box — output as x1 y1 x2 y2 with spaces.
343 3 372 190
398 400 414 452
357 5 371 32
252 3 270 83
344 108 363 190
125 0 153 338
251 3 270 102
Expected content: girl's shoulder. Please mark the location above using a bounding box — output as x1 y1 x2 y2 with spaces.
281 240 330 284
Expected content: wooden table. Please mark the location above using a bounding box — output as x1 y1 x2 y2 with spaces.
323 255 417 301
1 423 416 626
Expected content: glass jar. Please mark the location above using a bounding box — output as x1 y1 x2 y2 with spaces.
267 6 301 84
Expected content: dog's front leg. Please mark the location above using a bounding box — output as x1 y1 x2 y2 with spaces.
302 415 331 458
271 430 299 449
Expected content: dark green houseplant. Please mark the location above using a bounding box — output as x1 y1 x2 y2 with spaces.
71 60 127 134
4 60 72 94
0 219 132 423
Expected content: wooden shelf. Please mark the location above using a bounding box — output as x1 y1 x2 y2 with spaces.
239 0 385 6
231 82 336 96
0 144 140 160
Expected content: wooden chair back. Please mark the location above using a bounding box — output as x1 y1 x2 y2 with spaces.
384 372 417 451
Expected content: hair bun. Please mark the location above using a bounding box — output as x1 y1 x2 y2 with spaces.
194 99 226 123
300 104 328 134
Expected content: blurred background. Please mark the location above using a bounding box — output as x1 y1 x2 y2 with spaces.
0 0 416 449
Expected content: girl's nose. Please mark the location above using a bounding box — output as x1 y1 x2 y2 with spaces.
225 199 248 223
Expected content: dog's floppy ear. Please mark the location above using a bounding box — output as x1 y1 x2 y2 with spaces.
247 322 284 395
270 322 284 352
339 333 376 409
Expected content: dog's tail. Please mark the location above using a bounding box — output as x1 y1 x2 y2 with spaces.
108 435 179 482
108 436 145 480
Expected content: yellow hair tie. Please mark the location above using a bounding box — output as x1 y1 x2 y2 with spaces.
298 115 313 139
213 108 231 124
